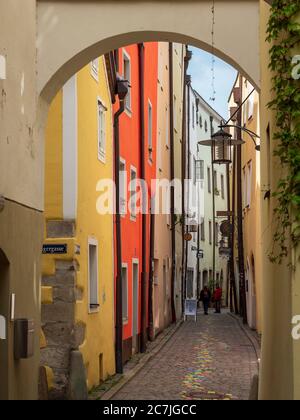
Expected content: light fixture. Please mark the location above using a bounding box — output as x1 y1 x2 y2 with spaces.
198 128 245 165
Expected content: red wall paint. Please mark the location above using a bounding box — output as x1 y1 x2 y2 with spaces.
114 43 158 348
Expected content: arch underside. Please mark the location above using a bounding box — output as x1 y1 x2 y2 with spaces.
37 0 260 102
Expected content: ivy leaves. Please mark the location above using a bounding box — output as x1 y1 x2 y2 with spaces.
267 0 300 264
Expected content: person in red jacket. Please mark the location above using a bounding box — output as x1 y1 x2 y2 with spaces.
213 284 222 314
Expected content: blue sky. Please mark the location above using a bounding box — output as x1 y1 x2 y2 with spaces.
188 47 238 119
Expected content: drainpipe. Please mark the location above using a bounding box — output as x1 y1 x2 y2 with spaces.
114 76 129 374
181 48 192 314
148 210 155 341
211 116 216 291
236 77 247 324
184 76 191 302
169 43 176 323
230 144 239 314
138 43 148 353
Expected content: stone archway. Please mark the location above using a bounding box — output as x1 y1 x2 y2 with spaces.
37 0 261 104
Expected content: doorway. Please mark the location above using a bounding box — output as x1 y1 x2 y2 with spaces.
186 269 194 299
0 249 9 400
132 261 139 354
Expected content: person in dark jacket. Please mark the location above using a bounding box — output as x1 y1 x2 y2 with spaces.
200 286 211 315
213 284 223 314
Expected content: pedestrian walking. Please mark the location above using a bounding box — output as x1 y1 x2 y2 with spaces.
213 283 222 314
200 286 211 315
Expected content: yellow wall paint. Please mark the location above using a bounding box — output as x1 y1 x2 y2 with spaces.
43 57 115 391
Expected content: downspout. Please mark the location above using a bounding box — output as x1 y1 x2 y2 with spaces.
148 209 155 341
114 88 126 375
138 43 148 353
169 43 176 323
181 48 191 314
230 144 239 314
184 76 191 301
211 116 216 291
236 76 247 324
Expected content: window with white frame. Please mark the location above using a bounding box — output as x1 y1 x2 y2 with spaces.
208 167 212 193
123 51 131 111
221 174 225 199
97 100 107 162
88 239 99 312
91 59 99 81
201 219 205 242
195 160 204 181
130 167 137 219
148 100 153 161
247 161 252 208
119 159 127 216
122 265 128 323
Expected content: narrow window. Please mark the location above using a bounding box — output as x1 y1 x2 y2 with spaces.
247 161 252 207
209 221 212 245
97 100 107 162
119 159 127 216
201 219 205 242
122 265 128 323
208 168 211 193
123 51 131 111
88 239 99 312
215 222 219 246
221 174 225 199
148 100 153 161
130 167 137 220
91 59 99 81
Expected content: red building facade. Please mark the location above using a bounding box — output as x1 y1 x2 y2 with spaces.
114 43 158 364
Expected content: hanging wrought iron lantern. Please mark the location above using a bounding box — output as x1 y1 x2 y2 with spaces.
198 128 245 165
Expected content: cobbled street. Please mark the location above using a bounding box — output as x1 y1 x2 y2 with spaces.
112 311 259 401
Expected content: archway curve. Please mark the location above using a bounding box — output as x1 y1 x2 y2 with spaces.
37 0 260 104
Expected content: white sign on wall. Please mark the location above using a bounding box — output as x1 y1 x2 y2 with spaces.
0 315 6 340
0 55 6 80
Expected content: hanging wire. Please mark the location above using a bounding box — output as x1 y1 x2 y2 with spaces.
209 0 216 102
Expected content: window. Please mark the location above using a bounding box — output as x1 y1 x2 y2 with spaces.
148 100 153 162
243 166 247 208
88 239 99 312
215 222 219 246
173 95 177 131
91 59 99 81
205 120 208 132
199 115 203 128
221 174 225 199
130 167 137 219
122 265 128 323
123 51 131 111
193 157 197 184
195 160 204 182
201 219 205 242
97 100 107 162
192 103 195 128
165 106 169 148
247 161 252 208
209 221 212 245
119 159 127 216
207 167 212 193
213 170 218 192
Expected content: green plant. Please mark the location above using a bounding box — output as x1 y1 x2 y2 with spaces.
267 0 300 264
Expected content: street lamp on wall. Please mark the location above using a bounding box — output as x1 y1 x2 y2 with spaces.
198 127 245 165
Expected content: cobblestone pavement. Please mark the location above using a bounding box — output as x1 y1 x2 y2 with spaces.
112 310 259 401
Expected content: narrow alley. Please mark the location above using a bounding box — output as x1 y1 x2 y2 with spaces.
110 312 259 401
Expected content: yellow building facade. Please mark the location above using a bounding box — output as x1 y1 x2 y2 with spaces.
41 56 116 398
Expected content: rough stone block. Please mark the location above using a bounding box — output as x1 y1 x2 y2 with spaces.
41 346 70 370
68 351 88 401
42 302 75 324
43 322 74 347
72 322 86 349
53 286 76 303
47 220 76 239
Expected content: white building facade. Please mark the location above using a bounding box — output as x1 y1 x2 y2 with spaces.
185 84 229 303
